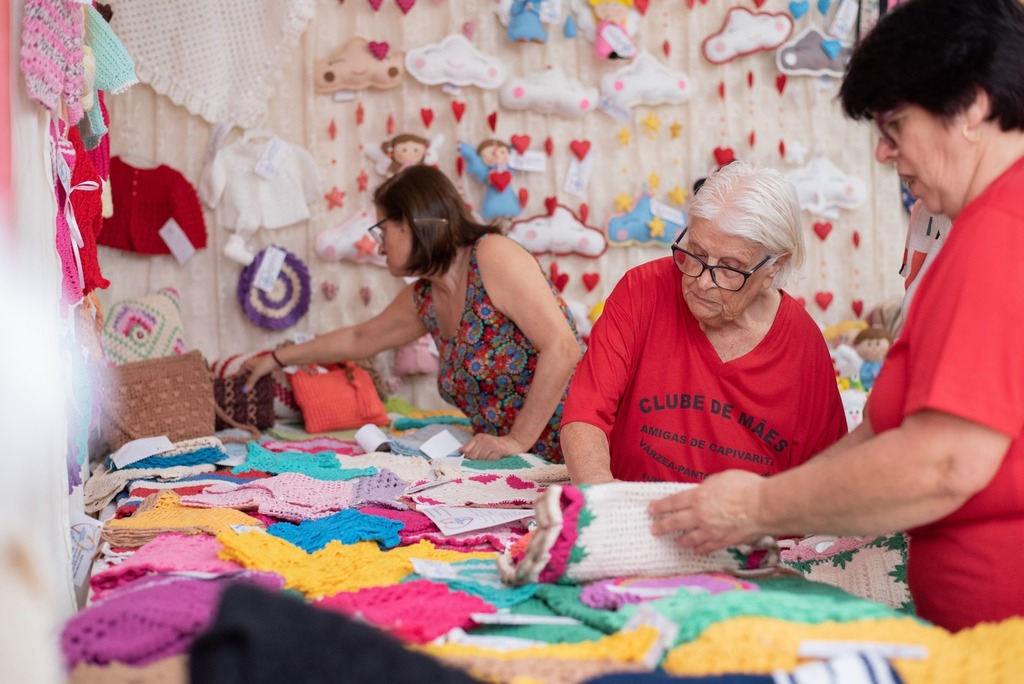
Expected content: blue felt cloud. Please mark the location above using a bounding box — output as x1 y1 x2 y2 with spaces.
606 195 686 248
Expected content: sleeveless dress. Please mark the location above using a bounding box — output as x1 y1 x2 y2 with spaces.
412 237 583 462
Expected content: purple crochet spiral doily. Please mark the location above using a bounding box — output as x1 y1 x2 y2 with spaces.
237 245 311 330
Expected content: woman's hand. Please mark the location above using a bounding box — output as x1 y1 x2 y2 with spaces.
648 470 767 554
241 353 279 392
458 433 529 461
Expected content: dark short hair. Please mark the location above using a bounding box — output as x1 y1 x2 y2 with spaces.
839 0 1024 131
371 165 500 276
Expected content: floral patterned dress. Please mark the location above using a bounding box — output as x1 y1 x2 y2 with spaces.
412 237 583 462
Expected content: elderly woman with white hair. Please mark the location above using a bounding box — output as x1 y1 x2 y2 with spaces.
562 161 847 484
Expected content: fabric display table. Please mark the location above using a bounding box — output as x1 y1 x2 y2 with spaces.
65 422 1024 684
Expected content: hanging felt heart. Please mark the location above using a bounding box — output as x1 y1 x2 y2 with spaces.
544 137 554 156
851 300 864 318
753 0 767 6
579 203 589 223
321 281 339 301
386 113 394 136
775 74 787 95
633 0 649 14
489 170 512 192
420 108 434 128
511 134 531 154
713 147 735 166
815 292 834 311
544 196 558 215
455 157 465 177
582 273 600 292
778 140 786 158
789 1 809 19
487 112 498 132
462 21 476 40
368 0 383 9
519 188 529 207
359 286 372 305
813 221 832 241
747 71 754 88
852 230 861 248
748 131 756 148
395 0 415 14
718 82 726 100
549 262 569 293
569 140 591 161
662 40 671 58
821 39 842 61
328 119 337 140
451 100 466 123
563 15 578 38
367 41 390 60
355 103 364 125
817 0 831 15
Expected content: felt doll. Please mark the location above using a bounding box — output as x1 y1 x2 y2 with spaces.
590 0 637 60
457 139 522 219
366 133 444 178
852 327 892 392
508 0 548 42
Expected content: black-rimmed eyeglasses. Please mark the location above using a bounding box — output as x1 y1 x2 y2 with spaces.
671 228 772 292
367 216 391 245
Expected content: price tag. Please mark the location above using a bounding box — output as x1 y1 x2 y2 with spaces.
650 198 686 226
509 151 547 172
563 151 595 197
158 217 197 264
254 137 287 179
253 245 286 293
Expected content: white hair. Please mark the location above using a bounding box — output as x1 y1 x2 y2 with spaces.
688 161 804 289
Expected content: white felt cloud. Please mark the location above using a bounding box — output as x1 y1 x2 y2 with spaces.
507 205 607 258
598 52 693 110
500 67 598 118
785 156 867 218
314 208 386 267
404 34 507 89
701 7 793 65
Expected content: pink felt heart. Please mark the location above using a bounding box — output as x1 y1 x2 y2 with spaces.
813 222 833 241
368 0 383 10
488 170 512 192
359 287 372 305
462 21 476 40
713 147 735 166
487 112 498 132
544 196 558 215
395 0 415 13
510 134 531 155
851 300 864 318
367 41 390 60
518 188 529 207
569 140 591 161
321 281 339 301
815 292 834 311
451 100 466 123
582 273 600 292
420 108 434 128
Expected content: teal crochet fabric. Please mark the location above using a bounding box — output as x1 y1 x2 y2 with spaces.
465 596 608 644
392 415 471 430
461 455 533 471
107 445 226 472
405 559 539 609
267 509 403 552
232 442 376 481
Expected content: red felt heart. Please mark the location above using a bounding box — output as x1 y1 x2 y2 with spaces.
747 71 754 88
748 131 756 148
778 139 786 158
815 292 834 311
549 261 561 282
328 119 337 141
851 300 864 318
579 203 589 223
386 113 394 136
367 41 389 60
813 222 833 241
753 0 766 7
488 170 512 192
487 112 498 132
633 0 649 14
686 0 694 8
455 157 465 177
544 196 558 215
853 230 861 248
569 140 591 161
355 103 364 125
420 108 434 128
718 81 726 100
518 188 529 207
553 273 569 292
582 273 600 292
451 100 466 123
662 40 671 58
775 74 787 95
510 134 531 155
544 137 554 156
368 0 383 9
713 147 735 166
395 0 415 13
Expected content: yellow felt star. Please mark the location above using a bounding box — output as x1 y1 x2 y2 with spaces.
641 112 661 136
618 127 631 146
668 185 689 207
670 120 683 138
615 192 634 213
647 214 667 238
647 172 660 192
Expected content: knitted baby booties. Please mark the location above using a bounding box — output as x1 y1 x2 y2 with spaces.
497 482 782 586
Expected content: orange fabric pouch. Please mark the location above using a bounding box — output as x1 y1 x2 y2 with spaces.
289 362 390 432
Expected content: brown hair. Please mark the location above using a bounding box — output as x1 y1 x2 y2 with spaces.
853 327 892 346
372 165 500 276
476 139 509 157
382 134 430 175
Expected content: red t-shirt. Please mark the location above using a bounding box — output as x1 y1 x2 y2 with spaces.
563 257 847 483
870 155 1024 631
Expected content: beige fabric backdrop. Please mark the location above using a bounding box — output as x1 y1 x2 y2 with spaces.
100 0 906 408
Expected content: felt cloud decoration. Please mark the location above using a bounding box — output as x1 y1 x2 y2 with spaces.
702 7 793 65
314 38 405 94
785 156 867 218
315 208 386 267
606 195 685 247
598 52 692 110
405 34 507 89
508 205 607 257
500 67 598 118
776 27 853 77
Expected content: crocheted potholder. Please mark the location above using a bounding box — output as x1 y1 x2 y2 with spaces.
406 473 544 509
101 287 187 365
406 558 539 609
232 441 377 481
102 492 265 548
360 506 528 554
497 483 783 586
237 245 311 330
105 436 227 472
267 508 405 552
579 573 759 611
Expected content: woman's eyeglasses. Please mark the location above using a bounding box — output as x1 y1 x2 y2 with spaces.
367 217 390 245
873 105 907 150
670 228 772 292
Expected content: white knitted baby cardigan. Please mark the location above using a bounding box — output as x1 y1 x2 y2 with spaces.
110 0 315 128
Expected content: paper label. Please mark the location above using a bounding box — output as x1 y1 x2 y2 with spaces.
539 0 561 23
649 198 686 226
332 90 357 102
229 524 265 534
621 605 680 670
110 436 174 470
597 96 632 123
404 478 454 494
254 137 287 179
470 611 581 626
410 558 463 580
563 152 595 197
419 506 533 536
439 629 546 650
508 151 547 172
829 0 859 41
441 83 463 97
797 640 929 661
69 511 103 586
253 245 286 293
158 217 197 264
419 430 465 460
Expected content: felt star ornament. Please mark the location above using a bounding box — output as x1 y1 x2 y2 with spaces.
641 112 661 136
647 215 667 238
354 234 378 257
670 121 682 138
357 170 369 192
325 186 346 209
668 185 688 206
647 171 660 192
615 193 634 213
618 127 631 146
